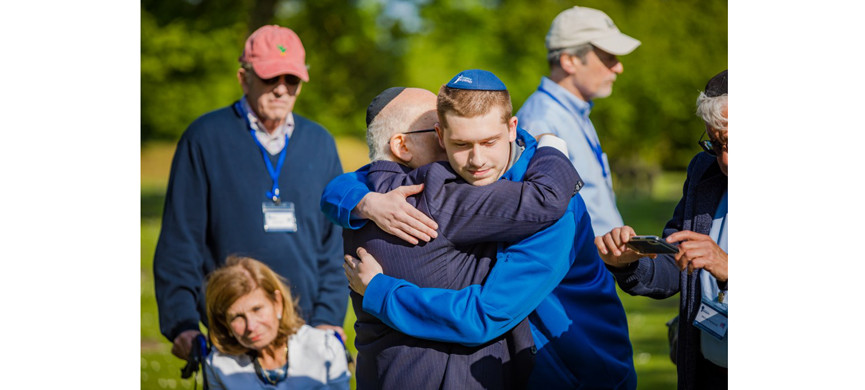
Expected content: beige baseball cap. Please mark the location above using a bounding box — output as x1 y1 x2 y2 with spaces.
545 6 640 55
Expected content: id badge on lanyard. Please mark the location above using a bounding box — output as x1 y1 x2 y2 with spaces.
263 201 297 233
694 196 729 340
235 100 298 233
693 294 728 340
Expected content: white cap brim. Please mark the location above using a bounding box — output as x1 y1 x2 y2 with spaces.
591 33 641 56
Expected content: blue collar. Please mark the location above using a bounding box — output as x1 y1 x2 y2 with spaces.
500 128 536 182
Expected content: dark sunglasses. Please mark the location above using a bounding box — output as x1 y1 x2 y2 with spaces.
258 74 302 86
403 128 436 135
698 133 727 156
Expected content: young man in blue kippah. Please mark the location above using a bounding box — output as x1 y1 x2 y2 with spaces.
329 76 582 389
326 69 637 389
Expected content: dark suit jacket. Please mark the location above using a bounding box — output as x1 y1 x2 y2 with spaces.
609 152 728 390
344 146 580 390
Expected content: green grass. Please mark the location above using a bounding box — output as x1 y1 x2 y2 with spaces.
614 191 682 389
142 218 193 390
141 140 683 389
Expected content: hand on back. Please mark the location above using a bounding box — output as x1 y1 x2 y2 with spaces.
343 247 384 296
356 184 438 245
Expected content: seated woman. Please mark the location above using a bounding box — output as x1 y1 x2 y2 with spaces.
203 256 350 389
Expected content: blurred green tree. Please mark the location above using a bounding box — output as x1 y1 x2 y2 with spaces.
272 0 410 138
141 0 727 173
141 0 249 141
141 0 409 141
406 0 727 175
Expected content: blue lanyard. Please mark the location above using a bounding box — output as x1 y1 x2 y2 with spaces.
538 88 607 177
235 101 289 203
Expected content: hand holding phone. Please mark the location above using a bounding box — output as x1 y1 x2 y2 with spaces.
626 235 679 254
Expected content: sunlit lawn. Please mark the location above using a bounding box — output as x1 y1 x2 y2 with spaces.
141 139 681 389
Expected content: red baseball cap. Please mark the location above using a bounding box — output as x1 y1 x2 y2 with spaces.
239 25 309 82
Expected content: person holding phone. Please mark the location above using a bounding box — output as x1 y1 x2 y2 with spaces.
594 70 728 390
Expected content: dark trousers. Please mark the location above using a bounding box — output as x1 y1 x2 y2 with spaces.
695 357 728 390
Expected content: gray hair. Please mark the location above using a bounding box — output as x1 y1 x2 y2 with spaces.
696 92 728 131
240 62 256 83
366 108 406 162
548 43 593 68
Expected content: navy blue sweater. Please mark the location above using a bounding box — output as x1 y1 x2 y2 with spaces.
154 102 346 342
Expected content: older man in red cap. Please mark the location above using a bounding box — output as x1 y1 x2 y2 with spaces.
154 25 348 363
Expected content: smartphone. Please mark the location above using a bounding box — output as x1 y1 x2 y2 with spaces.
626 235 679 254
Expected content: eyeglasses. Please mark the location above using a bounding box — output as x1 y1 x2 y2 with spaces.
698 132 727 156
258 74 302 87
389 128 435 145
403 128 435 135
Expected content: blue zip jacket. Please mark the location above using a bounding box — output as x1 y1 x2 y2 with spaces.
320 129 636 388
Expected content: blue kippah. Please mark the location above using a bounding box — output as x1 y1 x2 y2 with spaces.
445 69 507 91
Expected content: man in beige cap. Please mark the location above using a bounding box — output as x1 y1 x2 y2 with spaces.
154 25 348 363
517 5 640 238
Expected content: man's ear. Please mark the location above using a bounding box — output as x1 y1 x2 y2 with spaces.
560 53 578 75
237 68 249 95
435 123 445 149
389 133 412 164
508 116 518 142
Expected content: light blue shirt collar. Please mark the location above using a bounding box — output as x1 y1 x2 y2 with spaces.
538 76 594 119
